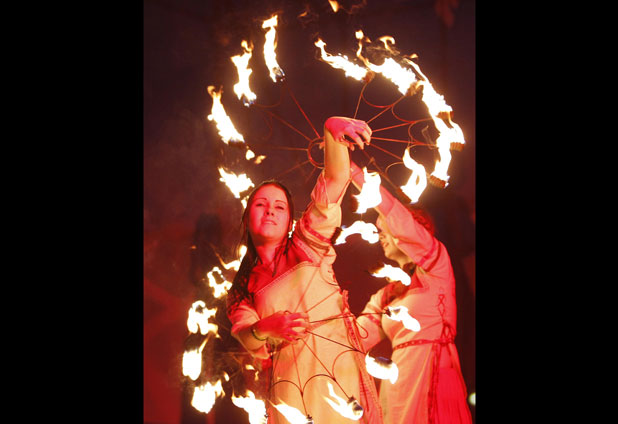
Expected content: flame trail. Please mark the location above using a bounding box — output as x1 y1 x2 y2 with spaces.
386 305 421 332
314 39 369 81
231 40 257 106
365 354 399 384
262 15 285 82
207 86 245 144
334 220 379 245
353 167 382 213
371 264 411 286
191 379 225 413
231 391 268 424
323 382 364 420
400 147 428 203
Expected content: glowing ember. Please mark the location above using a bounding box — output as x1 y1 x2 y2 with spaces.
371 264 411 286
353 167 382 213
328 0 340 13
182 348 203 381
262 15 285 82
231 391 268 424
191 379 225 413
231 40 257 106
273 402 312 424
400 146 428 203
323 382 364 420
206 266 232 298
314 39 368 81
207 86 245 144
334 220 379 245
365 353 399 384
218 167 255 203
187 300 219 336
386 305 421 332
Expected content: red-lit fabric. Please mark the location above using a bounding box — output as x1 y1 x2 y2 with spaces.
356 198 472 424
228 172 383 424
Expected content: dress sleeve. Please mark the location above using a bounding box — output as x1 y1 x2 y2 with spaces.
356 288 387 351
297 170 349 248
227 299 270 360
379 199 448 274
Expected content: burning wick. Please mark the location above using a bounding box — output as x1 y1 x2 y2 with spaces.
207 86 245 144
385 305 421 332
353 167 382 213
365 354 399 384
324 382 364 420
273 402 312 424
400 147 428 204
231 40 257 106
231 391 268 424
262 15 285 82
334 220 379 245
371 264 411 286
191 379 225 413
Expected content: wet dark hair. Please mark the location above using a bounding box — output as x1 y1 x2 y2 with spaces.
227 180 295 313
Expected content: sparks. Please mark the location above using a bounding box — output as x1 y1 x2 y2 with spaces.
262 15 285 82
353 167 382 213
334 220 379 245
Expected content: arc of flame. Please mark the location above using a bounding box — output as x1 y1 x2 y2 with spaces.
314 38 368 81
206 266 232 298
334 220 379 245
231 40 257 106
262 15 285 82
187 300 219 336
365 353 399 384
386 305 421 332
371 264 411 286
191 379 225 413
400 147 428 203
273 402 312 424
323 382 364 420
353 167 382 213
207 86 245 144
218 167 255 207
231 390 268 424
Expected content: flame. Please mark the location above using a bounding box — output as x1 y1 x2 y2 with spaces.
187 300 219 335
220 245 247 271
231 390 268 424
218 167 255 204
182 348 203 381
400 147 428 203
273 402 312 424
353 167 382 213
385 305 421 332
231 40 257 106
328 0 340 12
206 266 233 298
371 264 411 286
314 38 368 81
365 353 399 384
262 15 285 82
191 379 225 413
323 382 364 420
207 86 245 144
334 220 379 245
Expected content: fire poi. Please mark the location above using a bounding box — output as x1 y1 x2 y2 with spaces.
183 7 467 422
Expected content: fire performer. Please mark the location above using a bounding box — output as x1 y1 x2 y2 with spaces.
350 160 472 424
227 116 383 423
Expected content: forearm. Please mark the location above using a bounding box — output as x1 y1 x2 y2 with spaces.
324 118 352 202
235 321 268 353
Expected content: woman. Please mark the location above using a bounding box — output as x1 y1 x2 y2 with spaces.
350 160 473 424
227 117 383 423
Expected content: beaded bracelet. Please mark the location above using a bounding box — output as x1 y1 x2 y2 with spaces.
251 324 267 341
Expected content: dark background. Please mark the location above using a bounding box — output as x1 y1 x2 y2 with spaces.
143 0 475 423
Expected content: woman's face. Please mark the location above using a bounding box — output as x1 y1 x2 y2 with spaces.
377 216 409 263
246 184 291 246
